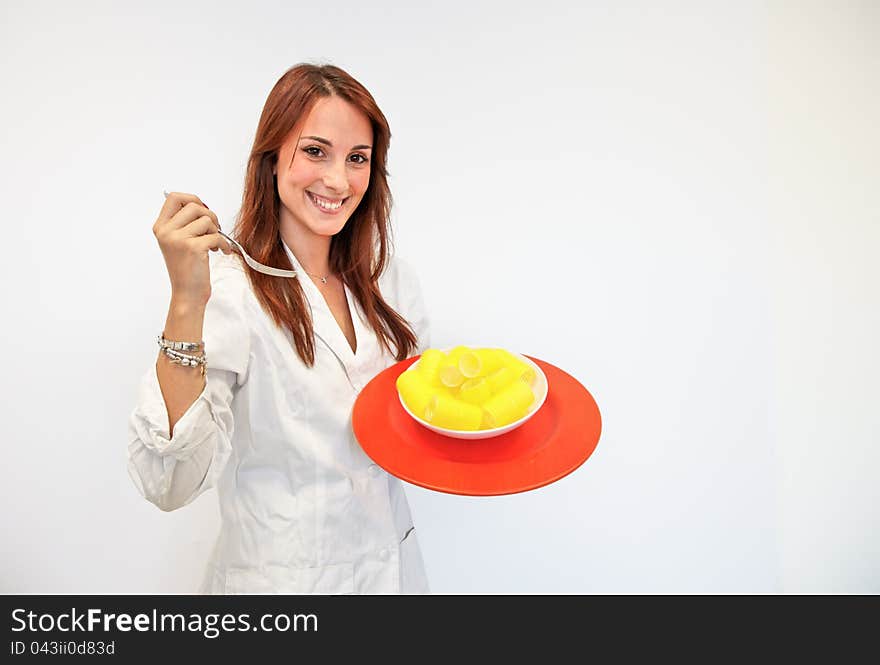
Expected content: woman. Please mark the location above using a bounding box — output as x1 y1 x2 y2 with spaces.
127 63 431 594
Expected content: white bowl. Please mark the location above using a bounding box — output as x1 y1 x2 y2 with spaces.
397 347 549 440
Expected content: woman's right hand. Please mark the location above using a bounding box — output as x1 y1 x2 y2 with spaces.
153 192 233 307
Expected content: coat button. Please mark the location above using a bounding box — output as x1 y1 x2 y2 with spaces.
378 548 390 561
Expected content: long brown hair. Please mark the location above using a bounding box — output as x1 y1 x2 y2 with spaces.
230 63 418 367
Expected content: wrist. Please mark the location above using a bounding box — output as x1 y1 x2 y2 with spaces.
165 298 207 345
168 296 208 318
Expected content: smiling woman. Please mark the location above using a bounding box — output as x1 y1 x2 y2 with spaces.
271 96 374 278
237 66 419 367
127 63 432 595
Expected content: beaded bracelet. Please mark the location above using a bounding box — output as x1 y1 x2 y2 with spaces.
158 332 204 352
157 334 207 376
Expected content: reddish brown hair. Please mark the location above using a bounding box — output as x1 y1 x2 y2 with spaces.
230 63 418 367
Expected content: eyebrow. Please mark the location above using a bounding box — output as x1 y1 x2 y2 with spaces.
300 135 372 151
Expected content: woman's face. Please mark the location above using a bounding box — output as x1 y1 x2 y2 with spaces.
274 95 373 238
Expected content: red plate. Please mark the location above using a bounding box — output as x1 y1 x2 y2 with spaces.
352 354 602 496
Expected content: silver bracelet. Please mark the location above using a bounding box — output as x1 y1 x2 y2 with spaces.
160 346 208 376
158 332 204 352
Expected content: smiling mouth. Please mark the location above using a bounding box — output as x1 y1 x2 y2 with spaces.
307 191 349 212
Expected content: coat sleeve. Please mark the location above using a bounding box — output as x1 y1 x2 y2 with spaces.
394 255 432 357
126 259 251 512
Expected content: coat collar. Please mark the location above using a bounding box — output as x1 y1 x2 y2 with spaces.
281 240 372 379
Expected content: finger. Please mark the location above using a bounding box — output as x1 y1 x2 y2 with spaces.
219 234 234 254
157 191 208 225
176 215 217 239
189 232 233 255
165 202 221 233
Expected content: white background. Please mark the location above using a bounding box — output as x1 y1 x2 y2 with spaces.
1 0 876 593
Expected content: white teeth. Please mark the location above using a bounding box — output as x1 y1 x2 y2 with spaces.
309 192 344 210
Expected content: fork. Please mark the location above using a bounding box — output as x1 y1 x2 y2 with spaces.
163 191 298 278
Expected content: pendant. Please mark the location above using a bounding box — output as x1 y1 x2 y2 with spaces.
321 277 327 284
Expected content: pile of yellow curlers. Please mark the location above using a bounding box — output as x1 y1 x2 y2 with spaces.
396 346 538 431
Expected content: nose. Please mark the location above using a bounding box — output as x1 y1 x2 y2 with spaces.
322 157 349 194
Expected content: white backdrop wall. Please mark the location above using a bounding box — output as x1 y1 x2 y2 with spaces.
768 2 879 592
0 0 876 593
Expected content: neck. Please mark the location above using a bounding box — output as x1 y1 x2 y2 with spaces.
280 226 332 276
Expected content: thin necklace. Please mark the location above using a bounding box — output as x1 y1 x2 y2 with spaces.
294 253 331 284
301 268 331 284
286 243 331 284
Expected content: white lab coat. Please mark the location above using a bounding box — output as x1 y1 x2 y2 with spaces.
127 240 431 594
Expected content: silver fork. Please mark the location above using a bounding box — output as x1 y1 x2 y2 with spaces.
163 191 298 278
